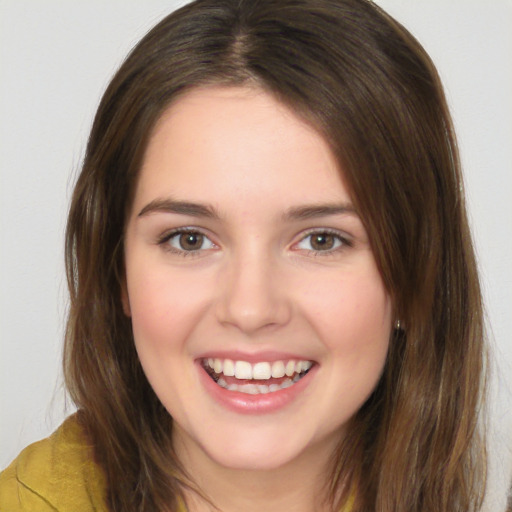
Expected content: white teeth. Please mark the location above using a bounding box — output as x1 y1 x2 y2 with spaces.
271 361 286 378
205 357 313 381
213 358 223 374
234 360 253 379
238 383 259 395
285 360 295 377
218 379 296 395
302 361 312 371
252 362 271 380
223 359 235 377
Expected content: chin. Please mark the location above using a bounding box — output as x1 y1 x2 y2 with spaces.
190 421 327 472
203 443 303 471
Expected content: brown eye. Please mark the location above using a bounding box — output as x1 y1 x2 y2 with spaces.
310 234 335 251
163 230 215 253
179 232 204 250
295 231 346 253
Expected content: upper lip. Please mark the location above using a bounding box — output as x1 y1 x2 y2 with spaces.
195 350 316 364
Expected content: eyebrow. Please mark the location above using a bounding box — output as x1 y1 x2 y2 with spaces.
138 198 357 221
282 203 357 221
138 199 220 219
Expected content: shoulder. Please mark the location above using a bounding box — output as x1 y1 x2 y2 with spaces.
0 414 107 512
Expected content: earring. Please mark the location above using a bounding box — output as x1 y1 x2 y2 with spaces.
395 319 402 330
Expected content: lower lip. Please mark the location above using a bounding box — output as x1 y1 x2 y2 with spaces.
197 363 316 415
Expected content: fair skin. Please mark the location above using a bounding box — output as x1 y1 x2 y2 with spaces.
123 86 393 512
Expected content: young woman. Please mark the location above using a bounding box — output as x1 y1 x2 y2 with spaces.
0 0 487 511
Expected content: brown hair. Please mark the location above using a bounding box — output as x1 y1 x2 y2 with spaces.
64 0 487 510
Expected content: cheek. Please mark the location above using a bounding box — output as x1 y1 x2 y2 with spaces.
302 271 392 416
126 263 212 355
125 265 214 408
300 266 392 358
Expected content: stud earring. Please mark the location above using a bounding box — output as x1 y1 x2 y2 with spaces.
395 319 402 330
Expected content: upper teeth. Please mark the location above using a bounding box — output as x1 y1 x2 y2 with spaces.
206 358 312 380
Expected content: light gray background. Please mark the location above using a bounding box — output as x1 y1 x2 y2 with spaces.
1 1 511 509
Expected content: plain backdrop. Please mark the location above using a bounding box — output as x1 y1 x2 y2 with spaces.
1 1 511 509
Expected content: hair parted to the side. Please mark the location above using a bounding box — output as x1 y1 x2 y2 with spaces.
64 0 487 510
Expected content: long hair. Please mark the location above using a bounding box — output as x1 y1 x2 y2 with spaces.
64 0 487 510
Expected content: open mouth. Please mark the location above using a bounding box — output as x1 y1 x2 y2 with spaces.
201 358 314 395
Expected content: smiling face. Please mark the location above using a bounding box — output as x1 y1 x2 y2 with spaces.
122 86 393 474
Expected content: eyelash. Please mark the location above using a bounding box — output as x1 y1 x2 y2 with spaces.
157 228 216 257
156 228 352 257
292 229 352 256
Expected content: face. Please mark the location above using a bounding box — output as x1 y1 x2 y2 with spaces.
123 86 392 473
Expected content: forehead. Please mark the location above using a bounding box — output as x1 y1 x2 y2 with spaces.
132 86 350 215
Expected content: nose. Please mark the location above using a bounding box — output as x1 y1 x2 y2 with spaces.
215 248 292 335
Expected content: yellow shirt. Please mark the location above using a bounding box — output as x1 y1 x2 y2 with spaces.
0 415 108 511
0 416 191 512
